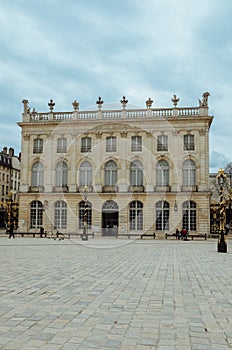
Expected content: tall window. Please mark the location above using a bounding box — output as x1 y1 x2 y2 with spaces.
156 160 169 186
54 201 67 229
157 135 168 151
31 162 44 187
79 201 92 229
33 138 43 153
183 159 196 186
130 160 143 186
55 161 68 187
184 134 195 151
129 201 143 230
106 136 116 152
79 161 92 186
81 137 91 152
182 201 196 231
156 201 169 230
30 201 43 228
104 160 117 186
57 138 67 153
131 136 142 152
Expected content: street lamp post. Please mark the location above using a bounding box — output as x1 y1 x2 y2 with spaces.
81 186 88 241
217 169 227 253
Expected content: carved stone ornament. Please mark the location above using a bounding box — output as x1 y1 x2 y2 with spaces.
96 96 104 109
48 99 55 111
199 92 210 107
172 94 179 107
120 96 128 109
72 100 79 111
22 99 30 113
145 97 153 108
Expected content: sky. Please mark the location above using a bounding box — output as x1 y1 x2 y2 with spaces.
0 0 232 172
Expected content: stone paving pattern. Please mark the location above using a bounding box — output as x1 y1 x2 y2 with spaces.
0 237 232 349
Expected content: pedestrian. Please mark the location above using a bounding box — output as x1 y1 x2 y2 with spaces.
39 226 44 238
175 228 180 240
182 228 188 241
8 223 15 239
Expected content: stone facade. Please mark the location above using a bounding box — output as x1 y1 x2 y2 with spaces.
18 93 213 237
0 147 21 228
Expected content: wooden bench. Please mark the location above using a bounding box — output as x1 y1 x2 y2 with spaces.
66 232 95 239
188 234 207 240
141 233 156 239
165 233 207 240
17 232 47 238
165 233 177 239
116 233 141 239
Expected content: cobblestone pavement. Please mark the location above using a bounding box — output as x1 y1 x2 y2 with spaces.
0 237 232 350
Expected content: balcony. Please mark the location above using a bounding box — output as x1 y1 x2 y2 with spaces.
129 185 145 193
78 185 93 193
181 185 198 192
52 185 69 193
102 185 118 193
29 186 44 193
154 185 171 192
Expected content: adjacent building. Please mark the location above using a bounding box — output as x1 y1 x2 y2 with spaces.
18 93 213 237
0 147 21 227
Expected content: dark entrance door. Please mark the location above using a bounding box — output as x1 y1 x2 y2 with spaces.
102 201 119 236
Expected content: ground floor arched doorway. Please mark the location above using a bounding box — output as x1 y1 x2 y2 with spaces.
102 200 118 236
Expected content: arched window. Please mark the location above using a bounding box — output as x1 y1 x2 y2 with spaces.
54 201 67 229
129 201 143 230
55 161 68 187
130 160 143 186
33 138 43 153
79 201 92 229
30 201 43 228
156 201 169 230
31 162 44 187
182 201 196 231
183 159 196 186
156 160 169 186
104 160 117 186
79 161 92 186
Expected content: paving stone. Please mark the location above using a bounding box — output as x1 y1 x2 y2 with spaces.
1 238 232 349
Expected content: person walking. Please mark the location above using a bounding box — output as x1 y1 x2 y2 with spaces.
8 223 15 239
175 228 180 240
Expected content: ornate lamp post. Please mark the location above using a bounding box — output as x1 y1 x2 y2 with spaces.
217 169 227 253
81 186 88 241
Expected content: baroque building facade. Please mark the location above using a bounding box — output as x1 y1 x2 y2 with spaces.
18 93 213 237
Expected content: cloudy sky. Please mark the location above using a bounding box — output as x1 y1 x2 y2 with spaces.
0 0 231 172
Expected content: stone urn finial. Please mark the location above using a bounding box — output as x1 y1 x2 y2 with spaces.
172 94 179 107
145 97 153 108
72 100 79 111
96 96 104 110
48 99 55 111
120 96 128 109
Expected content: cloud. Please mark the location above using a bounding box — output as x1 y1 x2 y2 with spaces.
0 0 232 169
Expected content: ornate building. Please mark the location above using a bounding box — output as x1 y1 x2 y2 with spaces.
0 147 21 228
18 93 213 237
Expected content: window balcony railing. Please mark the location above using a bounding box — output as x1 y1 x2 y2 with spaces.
102 185 118 193
128 185 145 193
154 185 171 192
29 186 45 193
78 185 93 193
52 185 69 193
181 185 198 192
